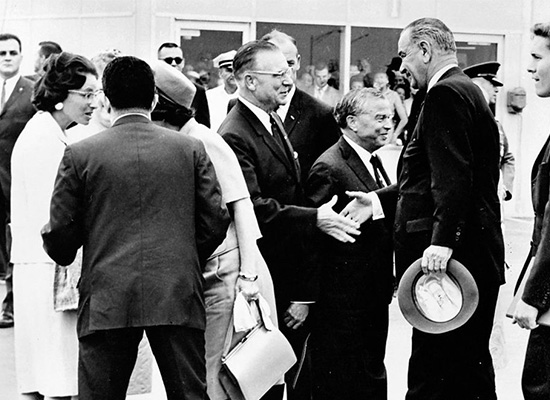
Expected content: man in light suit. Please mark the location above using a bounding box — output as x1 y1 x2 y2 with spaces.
343 18 504 400
261 30 341 182
41 56 229 400
513 22 550 400
0 33 36 328
219 40 359 399
311 61 341 108
306 88 394 400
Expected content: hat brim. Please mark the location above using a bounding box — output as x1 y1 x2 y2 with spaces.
490 78 503 87
397 258 479 334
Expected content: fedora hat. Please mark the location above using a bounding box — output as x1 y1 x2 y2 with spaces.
397 258 479 334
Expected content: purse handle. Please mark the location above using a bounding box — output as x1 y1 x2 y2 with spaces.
222 293 274 358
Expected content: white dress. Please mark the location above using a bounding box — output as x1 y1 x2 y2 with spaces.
11 111 81 397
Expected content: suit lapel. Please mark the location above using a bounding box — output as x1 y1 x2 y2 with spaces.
284 89 301 137
339 137 379 191
532 134 550 181
0 77 27 118
236 101 297 177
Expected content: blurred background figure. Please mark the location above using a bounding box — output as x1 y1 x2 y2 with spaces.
350 74 365 91
206 49 238 132
25 40 62 82
11 52 99 400
312 61 340 107
373 72 408 145
90 48 121 78
296 71 313 92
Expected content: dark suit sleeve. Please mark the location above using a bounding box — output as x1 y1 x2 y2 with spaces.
41 147 84 266
193 143 230 265
422 85 474 247
223 130 317 235
192 84 211 128
306 161 337 207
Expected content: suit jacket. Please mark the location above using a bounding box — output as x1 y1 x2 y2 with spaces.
523 134 550 311
284 88 340 182
42 115 229 338
310 85 341 108
0 76 36 209
219 100 317 309
306 137 394 307
192 83 211 128
390 67 504 285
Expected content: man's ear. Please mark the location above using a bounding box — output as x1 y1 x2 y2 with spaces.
419 41 431 62
103 95 112 114
295 54 301 72
346 115 358 131
244 74 256 91
151 93 159 111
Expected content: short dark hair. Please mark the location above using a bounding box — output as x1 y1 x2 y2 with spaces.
233 40 279 79
532 23 550 49
333 88 387 128
0 33 22 52
102 56 155 111
157 42 185 58
33 52 97 112
38 41 62 58
151 89 195 129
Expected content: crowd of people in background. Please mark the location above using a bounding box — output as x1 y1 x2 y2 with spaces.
0 14 549 400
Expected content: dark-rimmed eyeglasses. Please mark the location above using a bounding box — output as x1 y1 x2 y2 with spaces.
247 67 292 80
162 57 183 65
68 89 103 101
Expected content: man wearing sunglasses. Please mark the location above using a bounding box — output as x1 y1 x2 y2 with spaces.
157 42 211 128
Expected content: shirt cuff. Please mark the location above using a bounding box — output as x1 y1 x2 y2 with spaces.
367 191 385 220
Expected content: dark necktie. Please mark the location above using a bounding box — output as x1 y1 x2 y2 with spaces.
370 154 389 188
270 111 294 162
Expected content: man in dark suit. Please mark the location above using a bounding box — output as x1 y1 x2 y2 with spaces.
306 88 394 400
513 22 550 400
41 56 229 400
343 18 504 400
158 42 211 127
0 33 36 328
261 30 341 182
219 40 360 399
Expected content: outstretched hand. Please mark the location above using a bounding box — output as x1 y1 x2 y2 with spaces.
340 191 373 224
317 195 361 243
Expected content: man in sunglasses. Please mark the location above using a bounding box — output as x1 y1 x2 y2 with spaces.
157 42 211 127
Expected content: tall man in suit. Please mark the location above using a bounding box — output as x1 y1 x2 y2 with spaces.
306 88 394 400
219 40 360 399
41 56 229 400
261 30 341 182
513 22 550 400
343 18 504 400
158 42 211 127
0 33 36 328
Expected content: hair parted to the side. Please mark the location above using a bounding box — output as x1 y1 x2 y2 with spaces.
232 40 279 80
32 52 97 112
0 33 22 52
333 87 386 128
404 17 456 54
38 41 62 58
532 23 550 49
102 56 155 111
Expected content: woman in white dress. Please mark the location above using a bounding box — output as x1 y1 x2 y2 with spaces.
11 52 99 400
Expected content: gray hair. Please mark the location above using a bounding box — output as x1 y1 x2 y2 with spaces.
404 18 456 54
333 88 386 128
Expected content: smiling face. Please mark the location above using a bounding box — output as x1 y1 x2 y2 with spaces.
397 29 428 90
347 97 393 153
0 39 23 80
528 35 550 98
246 49 292 111
62 73 100 125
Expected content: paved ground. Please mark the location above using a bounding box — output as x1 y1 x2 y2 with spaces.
0 145 536 399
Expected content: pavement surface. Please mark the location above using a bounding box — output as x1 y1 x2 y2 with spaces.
0 145 536 399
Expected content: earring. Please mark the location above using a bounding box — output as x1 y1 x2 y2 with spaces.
54 102 63 111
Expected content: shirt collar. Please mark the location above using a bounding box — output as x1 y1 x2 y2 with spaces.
427 63 458 92
238 96 273 134
111 112 151 126
343 134 374 165
2 73 21 101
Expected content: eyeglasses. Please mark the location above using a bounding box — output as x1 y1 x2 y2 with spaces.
373 114 394 123
162 57 183 65
68 89 103 101
248 67 292 80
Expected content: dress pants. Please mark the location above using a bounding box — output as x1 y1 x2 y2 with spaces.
405 280 500 400
522 325 550 399
78 325 208 400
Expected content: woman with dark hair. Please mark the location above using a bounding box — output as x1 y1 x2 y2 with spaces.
11 52 99 400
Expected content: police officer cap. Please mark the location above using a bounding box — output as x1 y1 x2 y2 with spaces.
463 61 503 87
213 50 237 70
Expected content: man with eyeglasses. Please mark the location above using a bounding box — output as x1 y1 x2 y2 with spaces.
220 40 360 400
0 33 36 329
157 42 210 127
206 49 238 132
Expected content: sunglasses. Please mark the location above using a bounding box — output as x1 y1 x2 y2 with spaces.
162 57 183 65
